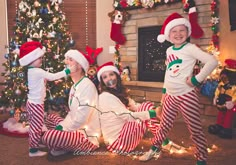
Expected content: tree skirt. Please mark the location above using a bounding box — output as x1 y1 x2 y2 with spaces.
0 118 28 138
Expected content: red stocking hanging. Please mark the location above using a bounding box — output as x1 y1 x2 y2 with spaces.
108 10 130 45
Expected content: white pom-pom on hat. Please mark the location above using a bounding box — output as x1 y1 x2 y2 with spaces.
157 34 166 43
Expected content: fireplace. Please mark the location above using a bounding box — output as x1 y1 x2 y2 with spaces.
138 26 172 82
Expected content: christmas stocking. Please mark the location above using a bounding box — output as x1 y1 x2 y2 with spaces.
189 6 204 38
110 23 126 45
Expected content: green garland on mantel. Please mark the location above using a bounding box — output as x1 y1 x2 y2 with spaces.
113 0 182 10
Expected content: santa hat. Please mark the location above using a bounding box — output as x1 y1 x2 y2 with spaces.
19 41 45 66
65 49 89 72
167 54 182 69
157 7 203 43
97 62 120 82
224 59 236 72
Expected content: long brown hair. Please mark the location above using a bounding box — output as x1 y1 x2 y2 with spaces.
100 72 129 106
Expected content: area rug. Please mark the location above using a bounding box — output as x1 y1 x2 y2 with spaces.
0 118 28 138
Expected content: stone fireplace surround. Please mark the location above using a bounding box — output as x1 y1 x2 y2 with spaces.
119 0 220 123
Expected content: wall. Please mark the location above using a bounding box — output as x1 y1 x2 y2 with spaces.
120 0 213 81
0 0 8 91
219 0 236 62
96 0 115 65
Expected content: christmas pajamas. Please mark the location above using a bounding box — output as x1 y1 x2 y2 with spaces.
26 101 44 149
152 90 208 161
107 102 159 153
42 129 98 153
43 113 97 152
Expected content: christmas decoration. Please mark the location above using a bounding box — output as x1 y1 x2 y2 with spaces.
208 59 236 139
1 0 74 136
108 10 130 45
113 0 181 10
206 0 220 53
121 66 131 81
157 7 203 43
114 44 122 72
85 46 103 88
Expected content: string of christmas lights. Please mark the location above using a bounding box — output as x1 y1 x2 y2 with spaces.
72 95 218 157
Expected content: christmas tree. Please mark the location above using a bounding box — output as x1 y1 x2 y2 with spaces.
0 0 74 123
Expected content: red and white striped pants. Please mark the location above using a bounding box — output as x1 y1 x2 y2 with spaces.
107 102 159 153
152 90 208 161
42 114 97 152
26 101 45 149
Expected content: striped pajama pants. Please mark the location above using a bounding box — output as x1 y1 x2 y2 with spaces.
152 90 208 161
26 101 45 149
107 102 160 153
42 114 97 152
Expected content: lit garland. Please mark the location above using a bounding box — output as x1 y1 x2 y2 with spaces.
114 44 122 71
113 0 182 9
206 0 220 56
72 96 220 157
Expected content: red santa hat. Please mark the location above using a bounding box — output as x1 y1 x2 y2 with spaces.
157 7 203 43
65 49 89 72
97 62 120 82
225 59 236 71
19 41 45 66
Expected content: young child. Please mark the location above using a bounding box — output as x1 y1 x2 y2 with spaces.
139 11 218 165
208 59 236 139
19 41 73 157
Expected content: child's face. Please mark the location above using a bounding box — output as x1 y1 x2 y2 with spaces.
169 25 188 47
101 70 118 89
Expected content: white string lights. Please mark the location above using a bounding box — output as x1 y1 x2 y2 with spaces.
72 95 219 157
85 0 88 46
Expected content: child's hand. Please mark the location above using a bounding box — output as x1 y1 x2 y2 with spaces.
186 76 194 87
127 98 140 112
155 106 162 120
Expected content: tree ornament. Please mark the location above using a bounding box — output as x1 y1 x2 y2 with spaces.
34 0 40 7
17 71 25 78
69 39 75 47
15 88 22 95
9 109 15 116
11 61 18 67
4 53 9 59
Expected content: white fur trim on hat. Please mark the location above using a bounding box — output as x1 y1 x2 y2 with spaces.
164 18 191 42
65 49 89 72
19 47 44 66
97 65 120 82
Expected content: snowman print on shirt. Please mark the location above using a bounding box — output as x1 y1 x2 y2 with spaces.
167 54 183 78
